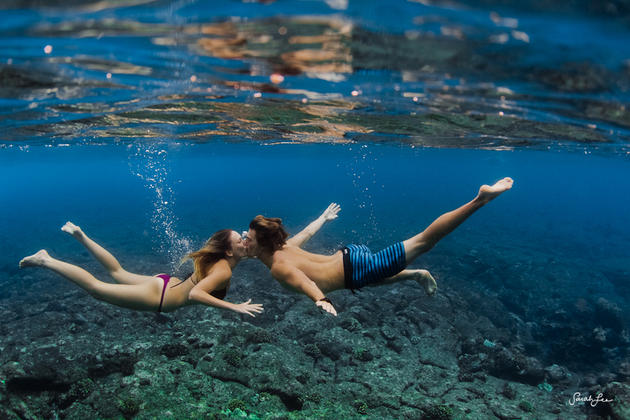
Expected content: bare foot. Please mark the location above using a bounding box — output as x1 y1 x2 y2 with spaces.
478 177 513 203
61 221 83 237
19 250 51 268
413 269 437 296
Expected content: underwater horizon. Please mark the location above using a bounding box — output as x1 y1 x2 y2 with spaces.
1 0 630 419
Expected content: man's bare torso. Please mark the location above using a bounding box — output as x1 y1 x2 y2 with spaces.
271 245 345 293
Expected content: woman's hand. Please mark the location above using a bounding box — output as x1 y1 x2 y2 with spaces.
232 299 264 317
315 299 338 316
321 203 341 221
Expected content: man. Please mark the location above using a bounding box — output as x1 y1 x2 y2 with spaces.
245 178 513 315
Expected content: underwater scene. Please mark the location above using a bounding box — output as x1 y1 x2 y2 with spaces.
1 0 630 418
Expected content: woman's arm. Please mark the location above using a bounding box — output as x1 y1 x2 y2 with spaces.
188 260 263 317
286 203 340 248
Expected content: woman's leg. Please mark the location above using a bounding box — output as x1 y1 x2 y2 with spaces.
19 250 161 311
403 177 513 263
62 222 155 285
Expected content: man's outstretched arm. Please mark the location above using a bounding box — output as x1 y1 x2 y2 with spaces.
287 203 340 248
271 263 338 316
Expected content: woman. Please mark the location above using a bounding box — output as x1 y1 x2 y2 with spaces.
19 222 263 317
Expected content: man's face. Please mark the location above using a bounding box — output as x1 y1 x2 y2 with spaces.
228 230 247 259
244 228 259 257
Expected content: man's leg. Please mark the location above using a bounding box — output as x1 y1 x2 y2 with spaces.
403 177 513 264
366 269 438 296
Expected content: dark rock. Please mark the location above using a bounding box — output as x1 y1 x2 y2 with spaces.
544 364 571 384
160 343 189 358
457 372 474 382
502 383 517 400
354 348 374 362
261 387 303 411
460 338 480 355
619 361 630 380
518 400 534 412
353 399 369 415
485 346 545 385
594 298 624 331
339 317 362 332
4 350 83 394
422 403 454 420
381 325 397 341
89 392 122 418
457 353 483 373
580 374 599 387
317 339 349 361
597 382 630 420
6 375 70 393
56 378 95 409
223 348 243 367
118 396 141 419
387 339 405 353
226 398 247 412
303 344 321 359
247 328 274 344
86 350 137 378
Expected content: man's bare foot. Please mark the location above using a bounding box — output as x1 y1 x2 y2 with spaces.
61 221 83 238
413 269 437 296
19 250 51 268
478 177 513 203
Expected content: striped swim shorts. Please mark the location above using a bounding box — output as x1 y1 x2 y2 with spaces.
341 242 407 290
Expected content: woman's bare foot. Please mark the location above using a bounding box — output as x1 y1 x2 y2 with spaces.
61 221 83 238
413 269 437 296
19 250 51 268
478 177 513 203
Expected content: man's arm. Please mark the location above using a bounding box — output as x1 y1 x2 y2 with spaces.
286 203 340 248
271 263 337 316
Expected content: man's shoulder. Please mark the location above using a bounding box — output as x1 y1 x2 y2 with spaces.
270 250 297 275
272 245 296 261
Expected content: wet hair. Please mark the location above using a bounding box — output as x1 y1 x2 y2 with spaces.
184 229 233 284
249 215 288 254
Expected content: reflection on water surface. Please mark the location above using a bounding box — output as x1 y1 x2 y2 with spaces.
0 0 629 155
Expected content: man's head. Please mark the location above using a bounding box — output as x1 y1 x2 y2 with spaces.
245 215 288 257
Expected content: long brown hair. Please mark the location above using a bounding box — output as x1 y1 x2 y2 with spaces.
249 215 288 254
184 229 233 283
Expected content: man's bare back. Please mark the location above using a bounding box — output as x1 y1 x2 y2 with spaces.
271 246 345 293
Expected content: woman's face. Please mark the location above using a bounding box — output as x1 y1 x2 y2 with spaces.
229 230 247 259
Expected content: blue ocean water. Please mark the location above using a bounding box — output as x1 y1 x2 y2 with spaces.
1 0 630 418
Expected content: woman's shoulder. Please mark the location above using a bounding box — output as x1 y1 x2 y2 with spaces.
207 258 232 275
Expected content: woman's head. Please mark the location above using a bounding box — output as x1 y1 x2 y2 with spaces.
186 229 247 280
246 215 288 256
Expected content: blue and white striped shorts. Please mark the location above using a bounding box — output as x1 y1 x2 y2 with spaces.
342 242 407 289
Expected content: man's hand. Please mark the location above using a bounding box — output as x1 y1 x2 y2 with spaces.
315 299 338 316
321 203 341 221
